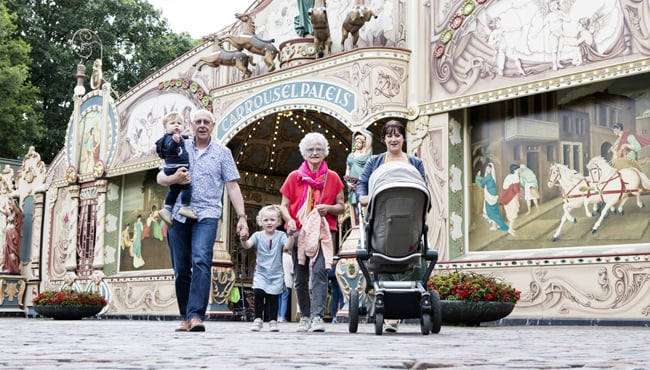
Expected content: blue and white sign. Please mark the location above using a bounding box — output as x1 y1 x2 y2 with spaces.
217 81 355 139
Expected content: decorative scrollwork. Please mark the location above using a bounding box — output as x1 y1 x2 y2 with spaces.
70 29 103 63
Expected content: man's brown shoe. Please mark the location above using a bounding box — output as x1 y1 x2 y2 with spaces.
175 320 190 332
189 318 205 332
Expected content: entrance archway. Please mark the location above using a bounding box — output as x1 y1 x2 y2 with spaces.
224 108 390 282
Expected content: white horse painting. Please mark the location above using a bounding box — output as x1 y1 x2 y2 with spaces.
586 156 650 216
546 163 601 241
547 158 650 241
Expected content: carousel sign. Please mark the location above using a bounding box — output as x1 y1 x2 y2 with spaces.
217 81 355 138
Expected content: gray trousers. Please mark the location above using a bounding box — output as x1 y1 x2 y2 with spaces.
292 231 333 319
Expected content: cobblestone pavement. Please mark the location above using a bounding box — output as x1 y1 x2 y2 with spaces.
1 318 649 369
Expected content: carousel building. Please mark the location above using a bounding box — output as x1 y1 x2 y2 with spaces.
1 0 649 324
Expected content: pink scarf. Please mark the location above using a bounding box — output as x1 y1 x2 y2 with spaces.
296 161 328 223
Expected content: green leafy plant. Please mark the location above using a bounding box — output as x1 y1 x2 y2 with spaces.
32 290 107 307
428 271 521 304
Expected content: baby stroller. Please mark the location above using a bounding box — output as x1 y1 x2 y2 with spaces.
348 161 441 335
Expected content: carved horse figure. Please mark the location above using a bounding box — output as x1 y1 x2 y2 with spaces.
341 1 377 50
586 156 650 216
308 0 332 57
217 13 278 72
193 37 256 79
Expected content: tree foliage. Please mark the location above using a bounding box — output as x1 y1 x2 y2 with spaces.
4 0 197 163
0 3 42 159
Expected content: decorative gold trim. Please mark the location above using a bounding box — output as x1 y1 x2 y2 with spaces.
435 253 650 270
211 47 411 98
421 59 650 114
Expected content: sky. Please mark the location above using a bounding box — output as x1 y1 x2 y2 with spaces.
146 0 256 39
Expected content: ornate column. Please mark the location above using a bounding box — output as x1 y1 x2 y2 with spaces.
64 185 81 274
28 191 45 281
92 180 107 270
207 196 235 316
335 226 367 321
208 239 236 316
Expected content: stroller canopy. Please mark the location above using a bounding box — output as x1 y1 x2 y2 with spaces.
368 161 431 211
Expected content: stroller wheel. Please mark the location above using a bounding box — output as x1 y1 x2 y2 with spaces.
374 313 383 335
420 313 432 335
430 290 442 334
348 289 359 333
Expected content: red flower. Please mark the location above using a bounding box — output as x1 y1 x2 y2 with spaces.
428 271 520 304
33 290 107 307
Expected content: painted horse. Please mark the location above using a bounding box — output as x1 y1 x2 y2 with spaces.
308 0 332 57
217 13 278 72
193 40 256 79
586 156 650 216
547 163 603 241
341 3 377 50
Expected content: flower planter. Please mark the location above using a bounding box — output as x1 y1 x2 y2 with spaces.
440 300 514 326
33 305 104 320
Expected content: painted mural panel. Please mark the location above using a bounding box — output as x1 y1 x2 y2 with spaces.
430 0 650 101
48 188 77 280
79 110 101 176
113 82 206 170
462 73 649 252
118 169 172 271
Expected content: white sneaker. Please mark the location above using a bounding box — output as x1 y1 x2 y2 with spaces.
178 207 198 219
297 317 311 332
384 320 399 333
269 320 279 332
158 208 173 226
251 318 262 332
310 316 325 332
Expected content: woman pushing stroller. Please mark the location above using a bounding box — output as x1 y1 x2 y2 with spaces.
356 120 428 333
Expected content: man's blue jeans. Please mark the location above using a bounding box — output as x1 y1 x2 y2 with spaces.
167 217 218 321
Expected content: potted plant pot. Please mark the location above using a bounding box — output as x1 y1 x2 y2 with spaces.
32 290 107 320
428 271 520 326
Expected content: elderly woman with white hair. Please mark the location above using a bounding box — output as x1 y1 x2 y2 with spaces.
279 132 345 333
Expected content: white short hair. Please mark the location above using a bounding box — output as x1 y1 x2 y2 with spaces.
299 132 330 157
191 109 214 122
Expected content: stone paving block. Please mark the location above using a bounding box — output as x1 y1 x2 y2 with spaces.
1 318 649 369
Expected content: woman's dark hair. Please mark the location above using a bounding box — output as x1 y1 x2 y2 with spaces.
380 120 406 142
612 123 624 130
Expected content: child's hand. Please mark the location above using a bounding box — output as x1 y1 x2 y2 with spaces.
172 133 180 142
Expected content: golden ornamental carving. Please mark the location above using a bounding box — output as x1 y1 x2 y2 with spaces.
1 279 26 307
211 267 235 306
93 160 105 179
66 166 78 184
